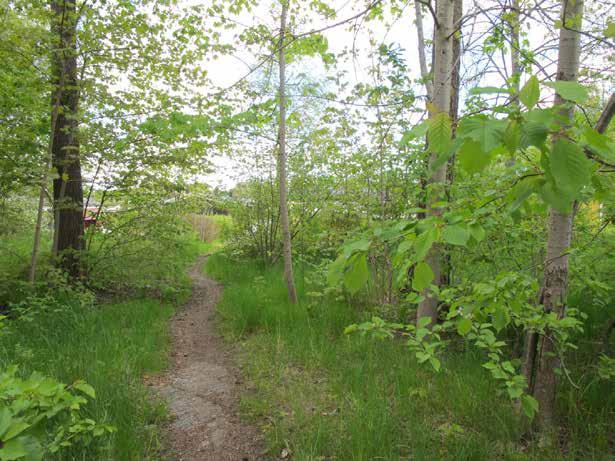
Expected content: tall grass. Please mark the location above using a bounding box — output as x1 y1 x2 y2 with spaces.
0 298 173 460
206 253 613 461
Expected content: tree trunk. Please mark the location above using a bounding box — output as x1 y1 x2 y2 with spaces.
449 0 462 130
531 0 584 429
277 0 298 304
29 71 65 283
51 0 85 278
414 0 432 99
416 0 455 328
442 0 463 287
29 158 52 283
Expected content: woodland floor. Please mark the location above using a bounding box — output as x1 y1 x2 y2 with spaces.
152 255 265 461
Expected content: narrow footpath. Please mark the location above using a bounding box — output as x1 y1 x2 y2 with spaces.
154 255 264 461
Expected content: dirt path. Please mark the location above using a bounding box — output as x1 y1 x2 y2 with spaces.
154 255 264 461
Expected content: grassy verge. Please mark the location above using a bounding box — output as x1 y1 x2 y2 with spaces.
0 298 174 460
205 253 613 461
0 228 209 459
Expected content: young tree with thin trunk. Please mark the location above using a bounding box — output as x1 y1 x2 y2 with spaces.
527 0 584 429
414 0 432 99
416 0 455 327
277 0 298 304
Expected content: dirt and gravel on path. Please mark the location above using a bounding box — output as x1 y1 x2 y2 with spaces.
151 255 265 461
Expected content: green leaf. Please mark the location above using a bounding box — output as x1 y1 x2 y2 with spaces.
2 421 30 441
417 316 433 329
427 112 452 155
457 318 472 336
458 115 506 153
545 81 589 104
400 121 429 146
539 180 572 214
606 21 615 39
468 223 486 243
492 308 510 332
583 128 615 163
0 438 27 460
458 139 491 173
343 253 369 294
550 138 592 201
413 227 436 262
503 120 520 153
19 436 42 461
519 76 540 109
0 408 12 439
342 239 371 257
442 224 470 246
507 176 544 212
327 254 346 286
521 394 539 420
412 262 434 292
73 381 96 399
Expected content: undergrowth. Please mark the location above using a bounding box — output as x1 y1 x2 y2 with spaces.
205 252 614 461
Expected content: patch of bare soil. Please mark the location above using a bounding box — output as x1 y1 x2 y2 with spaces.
152 255 265 461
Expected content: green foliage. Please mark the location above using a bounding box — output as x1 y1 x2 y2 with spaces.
0 297 175 460
411 261 433 291
457 139 492 173
519 75 540 110
0 367 114 461
547 138 592 210
206 253 614 459
544 81 589 104
428 113 452 155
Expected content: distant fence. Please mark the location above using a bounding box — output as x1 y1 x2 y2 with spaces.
186 214 221 242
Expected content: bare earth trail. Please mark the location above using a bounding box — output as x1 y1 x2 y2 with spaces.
152 255 264 461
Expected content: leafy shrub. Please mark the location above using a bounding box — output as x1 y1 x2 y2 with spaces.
0 366 113 460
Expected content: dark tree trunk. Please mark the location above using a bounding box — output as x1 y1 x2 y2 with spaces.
51 0 85 278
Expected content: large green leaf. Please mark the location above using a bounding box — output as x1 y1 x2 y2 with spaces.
0 437 27 460
413 227 437 262
503 119 520 153
583 128 615 163
412 261 434 292
519 121 549 149
458 139 491 173
492 308 510 332
0 408 12 439
427 112 452 155
507 176 544 213
539 180 572 214
468 223 486 242
519 75 540 109
521 395 539 420
343 253 369 294
458 115 506 152
545 81 589 104
457 318 472 336
442 224 470 246
327 254 346 286
550 138 592 201
2 420 30 441
73 381 96 399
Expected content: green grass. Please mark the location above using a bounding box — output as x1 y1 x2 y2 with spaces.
205 253 614 461
0 225 207 459
0 298 174 460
